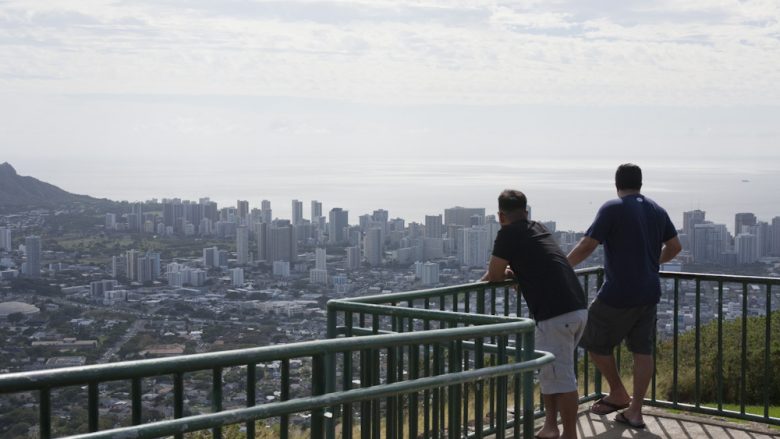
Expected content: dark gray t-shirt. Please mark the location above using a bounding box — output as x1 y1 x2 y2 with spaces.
492 219 587 321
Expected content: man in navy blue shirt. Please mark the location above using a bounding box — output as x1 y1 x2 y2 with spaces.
567 164 681 430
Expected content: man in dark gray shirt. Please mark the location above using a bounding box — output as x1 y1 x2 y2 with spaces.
484 189 587 439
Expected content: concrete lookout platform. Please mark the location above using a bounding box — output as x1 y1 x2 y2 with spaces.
564 406 778 439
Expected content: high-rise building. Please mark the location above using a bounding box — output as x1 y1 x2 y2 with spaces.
0 227 11 251
692 223 729 264
237 200 249 222
682 210 706 236
753 222 771 258
460 227 490 267
231 268 244 287
90 280 118 300
772 217 780 256
421 262 440 286
425 215 443 239
268 221 296 262
328 208 349 244
364 228 383 266
23 236 41 278
315 247 326 270
346 246 360 270
236 226 249 265
311 200 322 222
735 233 759 265
253 222 268 261
111 255 126 278
292 200 303 225
445 207 485 227
105 213 116 230
260 200 272 223
203 247 217 268
137 251 160 283
735 212 757 236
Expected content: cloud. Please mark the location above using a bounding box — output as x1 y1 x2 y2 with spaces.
0 0 778 106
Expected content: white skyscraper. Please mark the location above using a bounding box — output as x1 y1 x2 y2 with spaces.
236 226 249 265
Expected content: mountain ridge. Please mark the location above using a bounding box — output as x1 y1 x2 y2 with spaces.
0 162 102 208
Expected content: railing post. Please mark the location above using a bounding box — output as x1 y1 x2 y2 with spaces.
312 354 326 439
594 269 604 396
247 363 256 439
326 305 338 439
741 283 748 416
174 372 184 439
281 359 290 439
131 377 142 426
39 388 51 439
88 381 99 433
672 278 680 408
695 279 701 408
765 284 772 420
212 367 223 439
522 331 535 439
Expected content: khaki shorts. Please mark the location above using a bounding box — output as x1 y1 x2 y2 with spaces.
579 298 657 356
535 309 588 395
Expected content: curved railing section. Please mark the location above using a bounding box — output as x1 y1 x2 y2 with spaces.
0 280 553 439
2 267 777 439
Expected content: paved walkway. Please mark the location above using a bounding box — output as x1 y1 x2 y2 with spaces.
572 407 778 438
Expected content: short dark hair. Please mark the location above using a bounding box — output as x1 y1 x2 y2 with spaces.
615 163 642 191
498 189 527 214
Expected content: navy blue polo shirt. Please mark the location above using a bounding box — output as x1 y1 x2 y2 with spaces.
586 194 677 308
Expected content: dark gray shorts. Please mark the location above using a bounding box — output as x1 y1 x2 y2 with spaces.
579 299 656 355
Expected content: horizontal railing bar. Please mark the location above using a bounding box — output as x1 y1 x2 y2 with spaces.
0 321 533 393
336 280 516 304
327 301 527 324
346 326 518 356
660 271 780 285
63 353 555 439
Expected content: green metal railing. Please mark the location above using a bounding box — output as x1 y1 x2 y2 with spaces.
0 285 552 439
647 270 780 426
1 268 777 438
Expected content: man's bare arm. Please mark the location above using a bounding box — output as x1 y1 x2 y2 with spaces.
567 236 600 267
659 236 682 264
481 255 512 282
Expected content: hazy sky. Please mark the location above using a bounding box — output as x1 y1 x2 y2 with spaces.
1 1 779 226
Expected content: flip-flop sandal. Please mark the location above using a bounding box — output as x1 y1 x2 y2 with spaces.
590 397 630 415
614 412 646 429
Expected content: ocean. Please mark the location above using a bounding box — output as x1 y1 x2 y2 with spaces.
19 156 780 233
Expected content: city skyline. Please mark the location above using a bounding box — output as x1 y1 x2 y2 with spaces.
2 1 779 231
